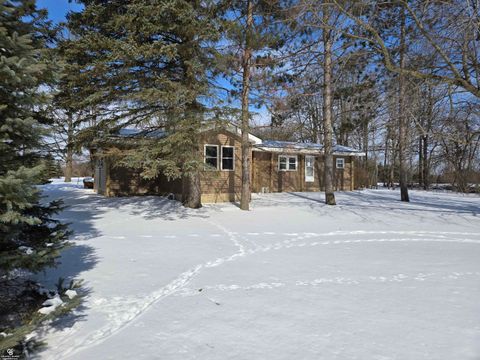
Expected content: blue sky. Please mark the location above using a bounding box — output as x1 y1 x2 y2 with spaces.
37 0 83 23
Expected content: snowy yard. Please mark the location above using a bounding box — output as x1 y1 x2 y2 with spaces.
35 179 480 360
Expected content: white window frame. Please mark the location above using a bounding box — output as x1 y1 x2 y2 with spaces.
305 155 315 182
336 158 345 169
278 155 298 171
204 144 219 170
220 146 235 171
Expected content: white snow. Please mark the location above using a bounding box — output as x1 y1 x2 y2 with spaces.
38 295 63 315
34 179 480 360
18 246 33 255
65 290 78 299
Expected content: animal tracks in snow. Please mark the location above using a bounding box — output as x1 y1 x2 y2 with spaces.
176 271 480 297
153 230 480 243
47 228 480 359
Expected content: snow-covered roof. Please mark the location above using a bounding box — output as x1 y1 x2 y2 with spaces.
113 123 262 145
255 140 365 156
112 127 364 156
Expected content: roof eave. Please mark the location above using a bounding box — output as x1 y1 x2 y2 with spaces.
253 146 366 156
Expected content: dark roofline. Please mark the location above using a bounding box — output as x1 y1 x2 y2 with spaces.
254 140 365 156
101 125 365 155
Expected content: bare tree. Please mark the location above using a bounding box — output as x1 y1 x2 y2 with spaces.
333 0 480 98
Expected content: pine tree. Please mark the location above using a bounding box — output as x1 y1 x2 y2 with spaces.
61 0 221 208
0 0 70 347
220 0 291 210
0 0 69 270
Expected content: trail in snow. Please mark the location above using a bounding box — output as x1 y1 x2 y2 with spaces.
175 271 480 296
48 218 250 359
46 228 480 360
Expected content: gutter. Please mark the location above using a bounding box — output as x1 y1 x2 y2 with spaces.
253 146 366 157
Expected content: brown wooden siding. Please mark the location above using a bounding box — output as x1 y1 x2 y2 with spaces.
106 165 182 197
95 128 357 202
252 152 354 193
199 130 248 202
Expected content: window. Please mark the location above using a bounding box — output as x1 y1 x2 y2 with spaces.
278 155 297 171
336 158 345 169
204 145 218 169
305 156 314 182
221 146 234 171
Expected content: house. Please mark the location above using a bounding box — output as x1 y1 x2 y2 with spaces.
93 124 365 203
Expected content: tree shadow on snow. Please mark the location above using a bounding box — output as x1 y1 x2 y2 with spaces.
37 181 209 288
341 190 479 216
33 180 211 350
253 190 479 217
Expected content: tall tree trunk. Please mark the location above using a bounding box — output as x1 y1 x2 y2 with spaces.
183 172 202 209
383 135 389 187
398 9 410 202
323 4 336 205
240 0 253 211
64 115 73 182
363 122 369 187
389 137 396 189
418 135 423 187
180 29 202 209
422 134 429 189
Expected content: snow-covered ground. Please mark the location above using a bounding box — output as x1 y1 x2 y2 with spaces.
35 179 480 360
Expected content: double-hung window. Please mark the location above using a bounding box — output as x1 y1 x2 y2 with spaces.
336 158 345 169
278 155 297 171
221 146 234 171
205 145 235 171
204 145 218 170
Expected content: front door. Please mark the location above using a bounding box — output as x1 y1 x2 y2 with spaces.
305 156 314 183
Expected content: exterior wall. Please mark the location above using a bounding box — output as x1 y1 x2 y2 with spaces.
94 152 182 198
252 151 354 193
106 165 182 197
334 155 354 191
94 158 108 195
199 130 248 203
93 129 357 203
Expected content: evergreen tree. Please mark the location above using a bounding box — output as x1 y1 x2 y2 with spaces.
0 0 70 349
0 0 69 272
62 0 221 208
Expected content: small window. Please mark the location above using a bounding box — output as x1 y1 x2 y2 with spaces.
279 155 297 171
336 158 345 169
204 145 218 170
288 157 297 170
221 146 234 171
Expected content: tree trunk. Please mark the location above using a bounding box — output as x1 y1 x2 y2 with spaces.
323 4 336 205
180 28 203 209
64 115 73 182
240 0 253 211
422 134 429 189
418 135 423 187
363 122 369 187
383 135 389 187
398 9 410 202
389 141 396 189
183 172 202 209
